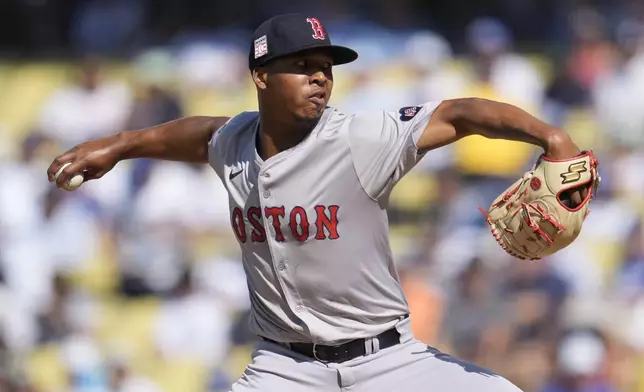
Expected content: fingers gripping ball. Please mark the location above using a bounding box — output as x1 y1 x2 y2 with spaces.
479 151 601 261
55 162 85 191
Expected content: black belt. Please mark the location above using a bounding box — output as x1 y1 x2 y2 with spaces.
262 324 402 363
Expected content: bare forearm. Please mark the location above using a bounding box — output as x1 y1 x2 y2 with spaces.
419 98 579 159
119 116 228 163
447 98 561 149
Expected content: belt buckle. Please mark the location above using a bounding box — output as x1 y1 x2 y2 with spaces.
312 342 329 363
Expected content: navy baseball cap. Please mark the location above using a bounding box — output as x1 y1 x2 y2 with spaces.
248 14 359 70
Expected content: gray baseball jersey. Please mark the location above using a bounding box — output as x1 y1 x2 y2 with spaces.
208 101 441 345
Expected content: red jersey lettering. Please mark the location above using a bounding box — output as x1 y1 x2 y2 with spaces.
248 207 266 243
314 205 339 239
264 206 286 242
232 207 247 243
289 206 310 242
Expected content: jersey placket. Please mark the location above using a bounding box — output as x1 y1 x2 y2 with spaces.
257 158 315 334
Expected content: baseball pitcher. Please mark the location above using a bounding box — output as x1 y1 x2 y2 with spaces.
48 14 599 392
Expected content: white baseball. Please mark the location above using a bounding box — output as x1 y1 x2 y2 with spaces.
55 162 85 191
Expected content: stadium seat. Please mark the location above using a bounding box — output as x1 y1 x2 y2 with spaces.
0 62 69 138
25 344 67 392
148 358 208 392
389 171 437 212
225 344 255 379
97 297 160 366
70 249 119 297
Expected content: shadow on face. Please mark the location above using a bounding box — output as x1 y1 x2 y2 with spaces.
253 49 335 124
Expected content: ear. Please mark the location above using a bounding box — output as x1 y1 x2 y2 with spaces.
252 68 268 90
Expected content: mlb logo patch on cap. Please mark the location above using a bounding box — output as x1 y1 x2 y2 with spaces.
399 106 422 122
254 35 268 59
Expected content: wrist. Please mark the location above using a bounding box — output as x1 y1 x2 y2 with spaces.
544 130 581 160
113 130 135 160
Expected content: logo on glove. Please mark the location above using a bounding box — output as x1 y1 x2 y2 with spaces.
560 162 588 184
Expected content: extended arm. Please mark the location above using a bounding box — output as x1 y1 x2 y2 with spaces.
48 116 230 188
418 98 586 204
418 98 580 159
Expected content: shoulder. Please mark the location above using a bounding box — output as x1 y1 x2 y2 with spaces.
323 106 387 134
217 111 259 137
208 111 258 169
211 111 258 147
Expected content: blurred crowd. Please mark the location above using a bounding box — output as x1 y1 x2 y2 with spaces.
2 1 644 392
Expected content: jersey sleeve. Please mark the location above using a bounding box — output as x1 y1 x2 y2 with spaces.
207 118 230 180
347 101 442 200
207 112 256 180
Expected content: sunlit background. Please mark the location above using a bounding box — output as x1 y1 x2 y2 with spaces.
1 0 643 391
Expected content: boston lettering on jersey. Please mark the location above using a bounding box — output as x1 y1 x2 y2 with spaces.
231 205 340 243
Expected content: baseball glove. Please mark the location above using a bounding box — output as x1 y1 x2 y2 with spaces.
479 151 600 260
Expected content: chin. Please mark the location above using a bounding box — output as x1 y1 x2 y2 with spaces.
295 106 324 124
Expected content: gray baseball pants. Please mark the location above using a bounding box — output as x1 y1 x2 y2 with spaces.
229 317 523 392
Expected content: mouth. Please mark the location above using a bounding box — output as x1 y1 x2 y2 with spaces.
308 90 327 106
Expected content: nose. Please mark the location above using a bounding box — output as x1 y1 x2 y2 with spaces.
310 70 327 87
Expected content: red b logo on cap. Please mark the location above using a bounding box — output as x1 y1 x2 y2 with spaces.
306 18 326 40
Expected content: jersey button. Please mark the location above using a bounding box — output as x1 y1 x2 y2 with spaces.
263 172 270 178
277 262 286 271
295 306 304 313
263 190 270 198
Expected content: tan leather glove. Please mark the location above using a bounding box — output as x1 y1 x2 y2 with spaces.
480 151 601 260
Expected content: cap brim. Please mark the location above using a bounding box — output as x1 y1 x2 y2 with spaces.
279 45 359 66
327 45 359 65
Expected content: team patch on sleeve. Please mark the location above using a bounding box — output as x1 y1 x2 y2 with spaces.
398 106 423 122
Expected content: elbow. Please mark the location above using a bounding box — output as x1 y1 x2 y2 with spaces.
439 98 488 137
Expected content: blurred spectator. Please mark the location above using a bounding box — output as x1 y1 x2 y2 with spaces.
539 328 618 392
404 31 467 103
0 331 12 389
175 43 247 93
465 16 545 110
36 274 73 345
0 184 103 356
504 337 554 392
397 232 446 346
125 50 183 132
543 6 609 127
544 56 592 127
38 57 132 148
615 222 644 299
153 268 232 369
112 159 230 298
610 144 644 202
115 228 192 298
60 331 108 392
567 6 615 91
69 0 147 57
0 132 54 242
504 260 570 329
335 59 411 113
128 162 230 235
107 356 160 392
202 253 257 348
592 16 644 148
124 49 183 200
440 258 513 362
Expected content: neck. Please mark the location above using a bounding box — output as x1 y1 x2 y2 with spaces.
257 109 322 160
